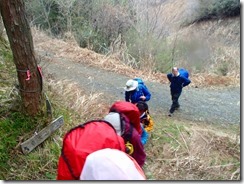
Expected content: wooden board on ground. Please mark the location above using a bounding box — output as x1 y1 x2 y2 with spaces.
21 116 64 154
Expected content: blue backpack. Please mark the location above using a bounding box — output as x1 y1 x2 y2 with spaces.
133 78 144 86
132 78 151 103
178 68 189 79
133 77 150 94
133 78 149 90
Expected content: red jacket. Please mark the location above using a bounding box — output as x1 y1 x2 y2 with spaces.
57 121 125 180
109 101 142 135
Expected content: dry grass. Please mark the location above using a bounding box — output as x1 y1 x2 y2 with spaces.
33 28 137 76
158 0 190 28
32 27 239 88
1 78 113 180
0 74 240 180
149 0 240 87
46 79 110 123
16 80 240 180
144 117 240 180
38 75 241 180
169 16 240 82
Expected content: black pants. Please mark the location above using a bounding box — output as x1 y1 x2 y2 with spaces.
170 92 181 113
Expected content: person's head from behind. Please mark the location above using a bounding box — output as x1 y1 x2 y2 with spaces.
136 101 148 116
106 101 142 135
124 79 138 92
104 111 135 155
103 112 127 136
172 67 179 77
79 148 146 180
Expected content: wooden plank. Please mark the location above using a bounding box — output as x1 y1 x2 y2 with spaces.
21 116 64 154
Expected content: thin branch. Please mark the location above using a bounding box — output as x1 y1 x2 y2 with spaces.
176 125 190 154
162 129 182 147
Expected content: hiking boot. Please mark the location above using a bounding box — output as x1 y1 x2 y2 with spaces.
175 105 180 110
168 113 172 117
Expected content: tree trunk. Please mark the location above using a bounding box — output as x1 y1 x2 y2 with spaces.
0 0 43 116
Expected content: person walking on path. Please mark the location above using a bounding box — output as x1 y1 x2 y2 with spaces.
167 67 191 116
124 78 151 104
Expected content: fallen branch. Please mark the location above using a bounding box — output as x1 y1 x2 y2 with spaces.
176 125 190 154
162 129 182 147
197 131 209 144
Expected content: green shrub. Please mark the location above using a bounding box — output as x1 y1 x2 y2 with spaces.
0 113 37 178
217 61 229 76
25 0 66 36
197 0 240 22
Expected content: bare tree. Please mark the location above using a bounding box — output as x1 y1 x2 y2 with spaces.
40 0 55 34
121 0 174 72
0 0 43 116
55 0 77 32
25 0 55 34
130 0 167 39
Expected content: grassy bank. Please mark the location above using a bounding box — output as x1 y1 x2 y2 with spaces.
144 115 240 180
0 78 240 180
0 100 240 180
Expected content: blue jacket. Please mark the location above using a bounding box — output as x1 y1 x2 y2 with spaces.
167 73 191 93
125 84 151 103
140 124 148 145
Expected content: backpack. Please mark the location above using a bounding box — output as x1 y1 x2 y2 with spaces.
57 120 125 180
123 122 134 155
136 101 154 132
141 112 154 132
133 78 148 90
178 68 189 79
109 101 142 135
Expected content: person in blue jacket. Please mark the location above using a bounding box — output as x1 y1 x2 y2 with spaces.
167 67 191 116
140 124 148 145
124 78 151 104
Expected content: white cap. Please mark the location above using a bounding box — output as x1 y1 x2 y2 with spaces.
124 79 138 91
80 148 146 180
104 112 123 136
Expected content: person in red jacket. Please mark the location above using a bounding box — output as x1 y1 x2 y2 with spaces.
104 108 146 167
56 120 125 180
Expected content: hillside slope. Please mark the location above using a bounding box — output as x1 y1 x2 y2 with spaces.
33 29 240 125
29 1 241 125
155 0 240 77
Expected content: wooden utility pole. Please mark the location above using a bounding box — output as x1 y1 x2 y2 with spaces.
0 0 43 115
